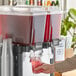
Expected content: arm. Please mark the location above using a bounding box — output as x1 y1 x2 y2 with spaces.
34 55 76 73
54 55 76 73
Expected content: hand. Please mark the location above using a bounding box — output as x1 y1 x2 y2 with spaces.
34 63 56 74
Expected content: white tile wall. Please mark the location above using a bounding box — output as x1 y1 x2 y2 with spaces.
67 0 76 9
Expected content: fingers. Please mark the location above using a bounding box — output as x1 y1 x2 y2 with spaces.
34 69 44 74
34 63 49 71
34 63 52 74
34 65 44 71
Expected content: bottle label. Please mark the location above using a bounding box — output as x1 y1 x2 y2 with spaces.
47 0 51 6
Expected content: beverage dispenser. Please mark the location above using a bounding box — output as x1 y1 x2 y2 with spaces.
0 6 62 76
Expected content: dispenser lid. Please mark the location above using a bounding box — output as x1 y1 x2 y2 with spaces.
0 6 64 16
0 6 47 16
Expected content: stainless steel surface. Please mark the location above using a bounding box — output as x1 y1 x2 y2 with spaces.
0 45 2 76
1 39 8 76
1 39 13 76
7 39 13 76
0 37 2 76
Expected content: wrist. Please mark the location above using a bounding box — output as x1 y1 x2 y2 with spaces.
51 64 56 72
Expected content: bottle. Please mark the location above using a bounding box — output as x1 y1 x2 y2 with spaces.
51 1 55 6
55 0 59 6
26 0 30 5
34 0 37 6
47 0 51 6
37 0 42 6
42 0 46 6
30 0 34 5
